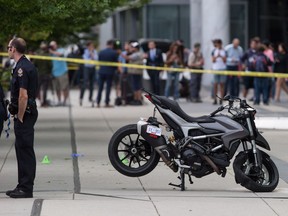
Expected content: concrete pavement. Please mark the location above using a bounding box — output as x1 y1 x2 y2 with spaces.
0 88 288 216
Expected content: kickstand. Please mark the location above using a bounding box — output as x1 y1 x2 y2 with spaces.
180 170 185 191
188 175 193 184
169 169 186 191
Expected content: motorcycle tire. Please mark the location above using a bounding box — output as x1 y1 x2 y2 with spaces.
233 150 279 192
108 124 160 177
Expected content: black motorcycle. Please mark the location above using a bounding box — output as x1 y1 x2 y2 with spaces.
108 90 279 192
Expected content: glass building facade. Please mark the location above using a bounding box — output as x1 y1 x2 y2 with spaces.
112 0 191 47
111 0 288 49
231 0 288 48
146 4 190 46
248 0 288 44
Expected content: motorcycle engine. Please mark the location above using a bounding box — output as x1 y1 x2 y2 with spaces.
182 149 202 171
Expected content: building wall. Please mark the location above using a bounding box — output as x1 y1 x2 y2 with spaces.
99 17 113 49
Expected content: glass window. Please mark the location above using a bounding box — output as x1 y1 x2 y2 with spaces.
147 5 190 47
179 5 190 48
118 8 143 43
133 8 143 39
258 0 288 43
147 5 179 40
230 2 248 48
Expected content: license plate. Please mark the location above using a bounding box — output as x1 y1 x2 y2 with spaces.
146 125 162 136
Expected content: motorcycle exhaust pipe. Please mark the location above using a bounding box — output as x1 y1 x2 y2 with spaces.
189 143 221 175
138 121 178 172
201 155 221 175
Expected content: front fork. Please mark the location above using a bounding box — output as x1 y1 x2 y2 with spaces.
244 111 260 168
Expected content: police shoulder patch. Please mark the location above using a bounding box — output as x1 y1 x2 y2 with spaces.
17 68 23 77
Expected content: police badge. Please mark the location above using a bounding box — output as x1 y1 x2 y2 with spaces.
17 68 23 77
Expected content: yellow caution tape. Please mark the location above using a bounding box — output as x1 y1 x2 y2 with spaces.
1 52 288 78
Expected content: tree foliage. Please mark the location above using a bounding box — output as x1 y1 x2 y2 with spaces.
0 0 149 46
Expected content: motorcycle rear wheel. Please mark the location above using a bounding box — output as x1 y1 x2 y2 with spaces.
233 150 279 192
108 124 160 177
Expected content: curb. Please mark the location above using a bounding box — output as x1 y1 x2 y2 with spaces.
255 117 288 130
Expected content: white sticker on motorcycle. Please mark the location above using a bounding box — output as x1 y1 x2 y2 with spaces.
146 125 162 136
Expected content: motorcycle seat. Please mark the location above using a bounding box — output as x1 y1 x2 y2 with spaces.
157 96 215 123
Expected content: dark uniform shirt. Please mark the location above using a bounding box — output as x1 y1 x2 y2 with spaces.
10 55 38 195
11 55 38 104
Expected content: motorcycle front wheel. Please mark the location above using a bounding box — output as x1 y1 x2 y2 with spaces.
233 150 279 192
108 124 160 177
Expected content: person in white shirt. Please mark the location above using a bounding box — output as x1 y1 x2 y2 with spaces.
211 39 227 105
80 41 98 106
225 38 243 97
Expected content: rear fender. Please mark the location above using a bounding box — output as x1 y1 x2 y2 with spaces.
137 119 167 148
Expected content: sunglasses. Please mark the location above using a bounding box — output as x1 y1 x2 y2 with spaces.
7 46 12 51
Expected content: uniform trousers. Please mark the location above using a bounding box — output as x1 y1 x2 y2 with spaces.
14 110 38 193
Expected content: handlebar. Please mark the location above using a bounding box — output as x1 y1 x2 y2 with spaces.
210 95 255 117
210 105 224 117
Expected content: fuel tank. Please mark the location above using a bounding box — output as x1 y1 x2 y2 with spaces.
199 115 249 149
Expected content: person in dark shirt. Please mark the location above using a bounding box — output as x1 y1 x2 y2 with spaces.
6 38 38 198
144 41 164 95
96 40 118 107
254 45 272 105
274 43 288 102
241 38 260 99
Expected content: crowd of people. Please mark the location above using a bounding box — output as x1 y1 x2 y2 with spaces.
211 37 288 105
95 37 287 106
3 37 288 108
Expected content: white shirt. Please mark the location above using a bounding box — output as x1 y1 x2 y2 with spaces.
212 48 226 70
150 49 156 60
224 44 243 66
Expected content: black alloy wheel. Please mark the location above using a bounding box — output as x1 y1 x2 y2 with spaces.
108 124 160 177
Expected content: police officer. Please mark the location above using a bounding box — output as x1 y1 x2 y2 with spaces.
6 38 38 198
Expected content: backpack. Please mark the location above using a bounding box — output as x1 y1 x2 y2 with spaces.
255 55 269 72
245 50 257 71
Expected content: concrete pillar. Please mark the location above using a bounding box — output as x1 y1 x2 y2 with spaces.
99 17 113 50
201 0 230 85
190 0 202 48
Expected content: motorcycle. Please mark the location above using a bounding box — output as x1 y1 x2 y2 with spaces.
108 89 279 192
